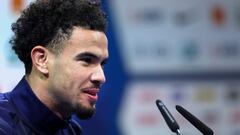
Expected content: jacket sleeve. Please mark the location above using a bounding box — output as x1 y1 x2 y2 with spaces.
0 117 11 135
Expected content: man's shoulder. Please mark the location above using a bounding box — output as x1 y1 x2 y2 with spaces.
0 93 12 111
0 93 6 100
0 92 13 114
0 93 13 134
0 93 16 130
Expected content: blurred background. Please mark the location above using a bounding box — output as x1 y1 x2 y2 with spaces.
1 0 240 135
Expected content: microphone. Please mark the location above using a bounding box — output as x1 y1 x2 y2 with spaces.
176 105 214 135
155 100 181 135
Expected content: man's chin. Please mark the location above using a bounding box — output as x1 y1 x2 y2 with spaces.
75 106 96 119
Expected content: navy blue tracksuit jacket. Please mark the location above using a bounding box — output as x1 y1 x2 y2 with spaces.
0 77 82 135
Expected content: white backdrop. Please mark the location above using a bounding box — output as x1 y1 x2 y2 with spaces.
0 0 32 92
110 0 240 134
110 0 240 75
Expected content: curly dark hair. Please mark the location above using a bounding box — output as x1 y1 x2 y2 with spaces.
10 0 107 74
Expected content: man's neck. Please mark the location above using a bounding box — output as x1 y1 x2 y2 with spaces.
25 72 67 120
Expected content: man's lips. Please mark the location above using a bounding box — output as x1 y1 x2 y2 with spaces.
82 88 99 101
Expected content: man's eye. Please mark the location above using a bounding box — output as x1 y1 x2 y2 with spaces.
81 58 93 63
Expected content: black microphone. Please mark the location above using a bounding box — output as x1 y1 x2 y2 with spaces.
155 100 181 135
176 105 214 135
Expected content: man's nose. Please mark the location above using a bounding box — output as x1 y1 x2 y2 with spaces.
91 65 106 85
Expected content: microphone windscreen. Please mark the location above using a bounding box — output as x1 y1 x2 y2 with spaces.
176 105 214 135
156 100 180 133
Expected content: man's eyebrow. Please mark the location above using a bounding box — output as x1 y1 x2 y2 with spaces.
75 52 99 59
75 52 108 62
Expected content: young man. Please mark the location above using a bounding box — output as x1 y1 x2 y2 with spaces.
0 0 108 134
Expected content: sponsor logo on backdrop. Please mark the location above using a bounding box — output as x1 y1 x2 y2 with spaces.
130 6 199 27
211 4 226 26
181 40 200 61
11 0 24 14
195 86 216 103
153 44 168 58
171 84 186 102
172 89 185 102
225 84 240 103
135 112 160 127
211 41 240 59
135 41 170 61
137 88 162 104
173 8 198 27
130 8 164 25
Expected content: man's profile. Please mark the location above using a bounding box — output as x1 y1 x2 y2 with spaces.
0 0 108 134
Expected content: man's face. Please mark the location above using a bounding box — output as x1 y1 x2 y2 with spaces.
47 27 108 119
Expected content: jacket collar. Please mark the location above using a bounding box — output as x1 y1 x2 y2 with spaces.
8 76 68 134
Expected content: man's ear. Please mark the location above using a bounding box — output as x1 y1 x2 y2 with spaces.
31 46 50 75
